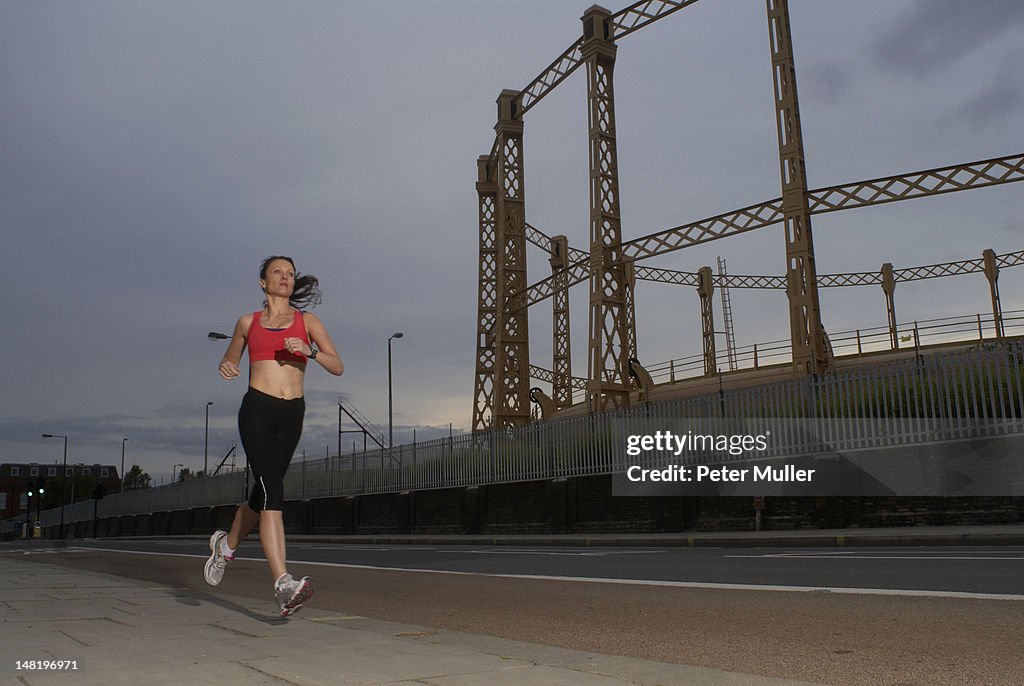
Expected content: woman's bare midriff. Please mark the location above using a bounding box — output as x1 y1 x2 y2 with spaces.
249 360 306 399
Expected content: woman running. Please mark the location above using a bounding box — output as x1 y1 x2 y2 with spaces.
205 255 343 617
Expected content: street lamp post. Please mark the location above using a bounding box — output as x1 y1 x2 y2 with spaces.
120 437 128 493
32 481 44 537
205 331 231 480
205 331 233 476
41 433 68 540
388 332 404 459
204 401 213 476
24 485 31 539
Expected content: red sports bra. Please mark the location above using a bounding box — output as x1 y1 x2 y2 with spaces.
247 311 310 364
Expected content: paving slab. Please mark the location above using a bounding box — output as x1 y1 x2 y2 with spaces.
0 553 824 685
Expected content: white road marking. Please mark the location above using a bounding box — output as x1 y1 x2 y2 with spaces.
728 552 1024 561
62 545 1024 601
296 544 661 556
449 549 663 556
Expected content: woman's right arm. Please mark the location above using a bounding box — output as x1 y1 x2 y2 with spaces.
218 314 251 380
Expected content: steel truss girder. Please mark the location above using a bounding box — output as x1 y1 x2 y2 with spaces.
712 272 787 289
610 0 702 39
520 41 585 115
521 153 1024 308
530 364 588 391
518 0 700 116
999 251 1024 268
635 264 700 286
819 272 881 288
527 228 1024 295
895 259 983 282
526 223 589 263
628 249 1024 290
809 154 1024 214
524 223 552 252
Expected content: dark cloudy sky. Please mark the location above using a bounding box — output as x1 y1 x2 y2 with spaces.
2 0 1022 484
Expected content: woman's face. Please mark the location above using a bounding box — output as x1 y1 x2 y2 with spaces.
261 258 295 297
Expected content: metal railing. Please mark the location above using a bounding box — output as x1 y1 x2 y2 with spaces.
6 336 1024 531
646 310 1024 383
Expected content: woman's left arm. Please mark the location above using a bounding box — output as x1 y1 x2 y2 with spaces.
302 312 344 376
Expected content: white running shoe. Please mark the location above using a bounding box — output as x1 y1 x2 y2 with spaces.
275 573 314 617
204 530 234 586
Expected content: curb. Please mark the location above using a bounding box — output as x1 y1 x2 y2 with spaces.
51 528 1024 548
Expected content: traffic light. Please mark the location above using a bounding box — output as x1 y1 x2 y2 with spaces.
93 483 106 500
36 477 45 495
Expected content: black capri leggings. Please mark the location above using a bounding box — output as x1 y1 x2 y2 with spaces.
238 388 305 512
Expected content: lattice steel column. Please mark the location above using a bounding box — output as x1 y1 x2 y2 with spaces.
583 6 631 412
767 0 828 375
625 258 638 362
697 266 716 376
983 249 1004 338
549 235 573 407
881 262 898 350
493 90 531 428
472 156 498 432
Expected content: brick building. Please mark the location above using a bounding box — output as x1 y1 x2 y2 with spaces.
1 462 121 521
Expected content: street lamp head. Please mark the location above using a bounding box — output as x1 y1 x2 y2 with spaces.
208 331 230 340
42 433 52 438
207 401 214 407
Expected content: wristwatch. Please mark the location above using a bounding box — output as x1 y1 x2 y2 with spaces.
307 344 319 360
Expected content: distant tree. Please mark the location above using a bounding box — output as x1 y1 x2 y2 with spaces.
123 464 151 490
176 468 206 482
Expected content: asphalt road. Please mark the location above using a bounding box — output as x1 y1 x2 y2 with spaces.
68 538 1024 596
8 539 1024 685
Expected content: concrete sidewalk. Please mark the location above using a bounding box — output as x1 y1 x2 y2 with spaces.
0 554 822 686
